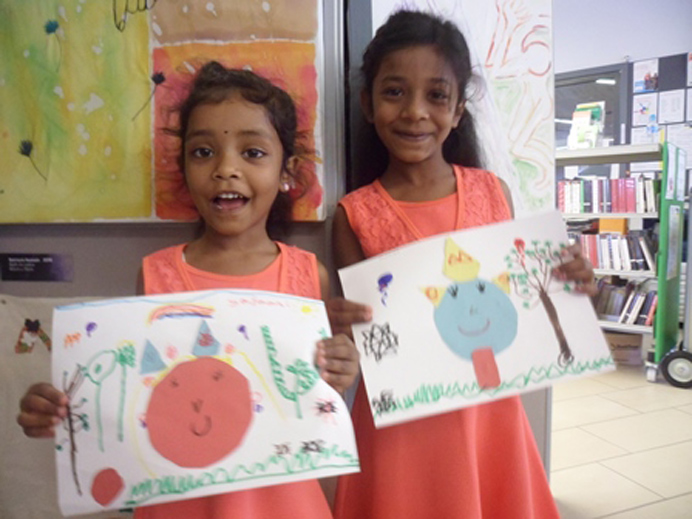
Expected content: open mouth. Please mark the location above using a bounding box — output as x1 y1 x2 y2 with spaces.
458 319 490 337
190 415 212 437
212 192 248 211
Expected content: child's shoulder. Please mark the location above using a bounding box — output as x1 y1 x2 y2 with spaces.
339 182 379 205
144 243 187 264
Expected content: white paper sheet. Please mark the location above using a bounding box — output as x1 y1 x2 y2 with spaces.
52 290 359 515
658 89 685 124
339 211 614 428
632 93 658 127
633 58 659 93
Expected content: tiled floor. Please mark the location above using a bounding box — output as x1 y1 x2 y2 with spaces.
550 364 692 519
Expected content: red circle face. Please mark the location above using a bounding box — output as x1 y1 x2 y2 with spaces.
146 357 253 468
91 467 124 507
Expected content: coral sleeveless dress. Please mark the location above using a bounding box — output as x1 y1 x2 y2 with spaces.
136 242 332 519
334 166 559 519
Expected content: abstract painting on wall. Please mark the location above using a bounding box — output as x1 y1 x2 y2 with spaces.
0 0 328 223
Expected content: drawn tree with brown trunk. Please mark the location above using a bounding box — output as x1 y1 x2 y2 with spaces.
505 238 574 366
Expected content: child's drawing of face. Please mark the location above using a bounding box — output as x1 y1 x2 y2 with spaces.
433 279 517 360
146 357 253 468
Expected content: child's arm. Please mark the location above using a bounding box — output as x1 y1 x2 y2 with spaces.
327 206 373 337
17 383 68 438
316 262 360 397
499 178 515 218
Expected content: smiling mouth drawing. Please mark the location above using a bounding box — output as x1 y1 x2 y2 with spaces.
458 319 490 337
190 415 212 437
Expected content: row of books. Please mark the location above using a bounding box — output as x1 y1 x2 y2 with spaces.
558 177 659 214
568 231 657 272
594 280 657 326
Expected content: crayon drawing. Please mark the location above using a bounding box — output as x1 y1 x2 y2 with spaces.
52 290 359 516
339 211 613 428
0 0 327 222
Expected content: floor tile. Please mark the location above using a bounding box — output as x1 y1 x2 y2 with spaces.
552 395 638 431
592 366 648 390
552 377 616 402
600 492 692 519
550 428 627 470
581 409 692 452
602 441 692 498
600 383 692 413
551 463 660 519
677 404 692 416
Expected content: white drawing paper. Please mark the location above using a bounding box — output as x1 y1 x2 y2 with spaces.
52 290 359 516
339 211 614 428
632 93 658 127
658 89 685 124
633 58 659 93
687 89 692 121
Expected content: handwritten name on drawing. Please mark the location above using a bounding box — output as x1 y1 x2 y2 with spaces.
371 390 397 415
228 298 292 309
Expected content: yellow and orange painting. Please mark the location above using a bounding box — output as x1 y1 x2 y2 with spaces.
0 0 325 222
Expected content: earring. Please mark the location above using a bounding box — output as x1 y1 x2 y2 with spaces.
281 181 291 192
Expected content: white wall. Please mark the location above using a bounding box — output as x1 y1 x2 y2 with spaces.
554 0 692 73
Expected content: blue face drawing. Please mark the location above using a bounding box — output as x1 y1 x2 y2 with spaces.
433 278 517 360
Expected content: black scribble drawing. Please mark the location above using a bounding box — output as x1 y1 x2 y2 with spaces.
362 323 398 362
301 440 325 454
274 443 291 456
315 398 338 424
371 390 397 415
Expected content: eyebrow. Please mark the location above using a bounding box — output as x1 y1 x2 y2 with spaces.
186 128 275 139
380 75 453 86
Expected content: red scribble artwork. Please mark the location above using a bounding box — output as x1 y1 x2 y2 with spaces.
146 357 253 468
153 41 323 221
91 467 124 507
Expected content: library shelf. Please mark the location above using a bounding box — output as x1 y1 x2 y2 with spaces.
593 269 657 279
556 143 662 166
597 321 653 334
563 212 659 220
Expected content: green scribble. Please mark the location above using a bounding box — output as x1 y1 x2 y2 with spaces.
374 357 615 417
125 443 359 507
84 343 137 451
262 325 319 419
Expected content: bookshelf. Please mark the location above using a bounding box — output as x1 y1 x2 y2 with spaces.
558 143 686 370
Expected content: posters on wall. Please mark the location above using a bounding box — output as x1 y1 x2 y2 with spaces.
658 90 685 124
0 1 328 223
633 58 659 93
632 93 658 127
51 290 359 515
339 211 614 428
371 0 555 216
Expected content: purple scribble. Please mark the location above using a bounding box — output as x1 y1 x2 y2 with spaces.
238 325 248 340
86 322 97 337
377 273 394 306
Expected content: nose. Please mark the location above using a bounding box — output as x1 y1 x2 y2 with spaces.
213 151 242 180
192 399 203 413
401 92 428 121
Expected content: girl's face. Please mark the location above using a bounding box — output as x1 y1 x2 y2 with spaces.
184 93 288 241
364 45 464 167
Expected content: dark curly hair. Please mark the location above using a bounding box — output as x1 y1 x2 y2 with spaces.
354 10 482 188
172 61 304 238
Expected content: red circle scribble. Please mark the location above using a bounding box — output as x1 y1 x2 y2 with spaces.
91 468 124 507
146 357 253 468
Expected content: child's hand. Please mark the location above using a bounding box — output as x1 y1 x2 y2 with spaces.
17 383 68 439
553 244 597 296
326 297 372 338
316 334 360 396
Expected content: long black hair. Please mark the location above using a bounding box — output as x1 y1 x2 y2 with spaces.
353 10 482 188
172 61 305 238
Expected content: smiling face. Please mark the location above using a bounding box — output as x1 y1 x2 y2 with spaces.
364 45 464 168
183 94 289 243
146 357 253 468
433 279 518 360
